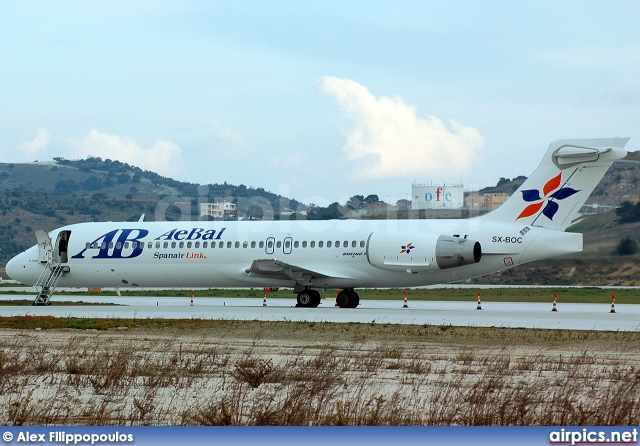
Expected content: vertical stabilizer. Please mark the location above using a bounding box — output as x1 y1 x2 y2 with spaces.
481 138 630 231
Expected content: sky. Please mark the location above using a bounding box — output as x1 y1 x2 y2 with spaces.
1 1 639 207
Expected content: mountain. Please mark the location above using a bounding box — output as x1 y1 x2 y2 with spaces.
0 157 301 262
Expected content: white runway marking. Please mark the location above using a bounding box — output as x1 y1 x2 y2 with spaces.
0 295 638 331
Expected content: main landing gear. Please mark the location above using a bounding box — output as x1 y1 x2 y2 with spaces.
336 288 359 308
296 288 321 308
295 288 360 308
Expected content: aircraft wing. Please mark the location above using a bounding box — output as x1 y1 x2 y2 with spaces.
246 259 353 286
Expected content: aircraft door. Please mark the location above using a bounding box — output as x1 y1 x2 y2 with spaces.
35 230 53 264
54 230 71 263
265 237 275 255
283 237 293 255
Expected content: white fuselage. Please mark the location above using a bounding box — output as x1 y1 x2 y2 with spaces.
6 217 582 291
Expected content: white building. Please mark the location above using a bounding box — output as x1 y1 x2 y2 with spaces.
199 201 237 219
411 183 464 210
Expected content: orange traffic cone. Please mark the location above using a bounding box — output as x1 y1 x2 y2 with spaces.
335 290 339 306
190 291 194 306
610 295 616 313
476 292 482 310
402 290 408 308
263 295 267 307
551 293 557 312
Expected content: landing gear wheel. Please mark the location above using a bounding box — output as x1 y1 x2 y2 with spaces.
347 292 360 309
336 289 359 308
310 290 321 307
296 291 313 307
336 291 350 308
297 289 321 308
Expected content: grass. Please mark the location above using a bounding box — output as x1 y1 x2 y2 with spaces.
0 319 638 425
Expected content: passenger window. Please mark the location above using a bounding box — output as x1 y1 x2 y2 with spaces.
195 242 200 248
235 241 240 248
319 241 323 248
179 242 184 249
219 241 224 248
164 242 168 248
109 242 114 249
294 241 299 248
243 241 248 248
171 242 176 249
259 241 264 248
85 242 90 249
148 242 152 249
343 241 348 248
203 242 208 248
187 242 192 248
336 241 340 248
351 241 356 248
302 241 307 248
267 240 273 249
124 242 130 249
285 240 291 249
251 241 256 248
311 241 316 248
276 241 282 248
360 240 365 248
327 241 332 248
156 242 160 249
227 241 232 248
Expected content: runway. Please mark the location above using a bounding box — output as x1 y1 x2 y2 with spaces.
0 294 638 331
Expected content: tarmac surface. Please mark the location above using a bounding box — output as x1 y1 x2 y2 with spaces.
0 294 638 331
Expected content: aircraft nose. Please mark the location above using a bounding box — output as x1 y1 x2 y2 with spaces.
5 255 20 281
5 252 34 284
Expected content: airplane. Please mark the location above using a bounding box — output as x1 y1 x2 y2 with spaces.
5 137 637 307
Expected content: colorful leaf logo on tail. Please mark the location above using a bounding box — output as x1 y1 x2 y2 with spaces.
517 173 580 221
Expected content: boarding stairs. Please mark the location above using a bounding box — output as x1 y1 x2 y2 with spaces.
33 262 69 306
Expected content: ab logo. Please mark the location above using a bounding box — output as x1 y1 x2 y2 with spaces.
72 229 149 259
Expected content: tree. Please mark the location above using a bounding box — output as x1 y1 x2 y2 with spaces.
247 205 264 220
346 195 364 209
615 237 638 256
117 174 131 184
82 177 104 191
364 194 380 206
616 201 640 224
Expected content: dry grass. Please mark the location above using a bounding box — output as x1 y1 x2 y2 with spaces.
0 321 639 425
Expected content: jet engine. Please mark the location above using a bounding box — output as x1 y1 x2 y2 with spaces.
366 232 481 273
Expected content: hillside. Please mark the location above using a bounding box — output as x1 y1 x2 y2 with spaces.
0 158 302 262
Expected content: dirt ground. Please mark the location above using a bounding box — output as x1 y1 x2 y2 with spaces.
1 322 639 425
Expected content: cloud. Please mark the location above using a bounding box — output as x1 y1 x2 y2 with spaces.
68 129 184 177
319 76 484 180
18 128 51 157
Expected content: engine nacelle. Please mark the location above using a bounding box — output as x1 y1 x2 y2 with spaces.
434 235 482 269
366 232 481 272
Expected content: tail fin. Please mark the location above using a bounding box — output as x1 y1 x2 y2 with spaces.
482 137 630 230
